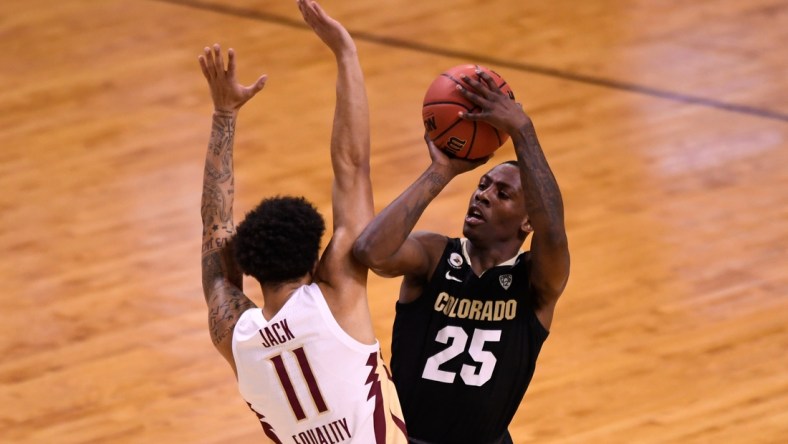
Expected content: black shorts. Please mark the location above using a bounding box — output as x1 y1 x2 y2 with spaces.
408 430 514 444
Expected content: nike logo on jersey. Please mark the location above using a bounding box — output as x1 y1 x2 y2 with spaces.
445 271 463 282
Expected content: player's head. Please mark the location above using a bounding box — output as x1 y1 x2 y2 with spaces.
234 196 325 285
462 161 532 245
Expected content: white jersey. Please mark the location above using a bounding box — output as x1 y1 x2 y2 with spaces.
232 283 407 444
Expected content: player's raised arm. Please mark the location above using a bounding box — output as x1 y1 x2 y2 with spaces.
300 1 371 240
458 70 570 328
353 134 487 284
198 44 267 368
299 0 371 246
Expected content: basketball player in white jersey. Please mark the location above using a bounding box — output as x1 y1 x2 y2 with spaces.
198 1 407 442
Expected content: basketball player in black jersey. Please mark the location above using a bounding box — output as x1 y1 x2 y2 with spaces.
354 71 570 443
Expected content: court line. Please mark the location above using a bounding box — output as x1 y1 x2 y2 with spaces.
157 0 788 123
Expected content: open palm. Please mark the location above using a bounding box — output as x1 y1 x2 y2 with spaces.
198 44 267 113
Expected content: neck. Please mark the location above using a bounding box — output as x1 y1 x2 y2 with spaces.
465 238 522 274
260 274 311 320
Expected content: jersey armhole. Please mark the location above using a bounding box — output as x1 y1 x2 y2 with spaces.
231 308 263 372
309 284 381 354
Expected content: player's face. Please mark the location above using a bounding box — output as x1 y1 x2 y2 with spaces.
462 163 529 243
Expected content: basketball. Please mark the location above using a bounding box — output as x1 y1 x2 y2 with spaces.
422 64 514 159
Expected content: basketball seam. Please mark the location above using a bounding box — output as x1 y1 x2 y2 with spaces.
423 100 473 111
465 121 478 159
442 69 506 89
433 116 465 142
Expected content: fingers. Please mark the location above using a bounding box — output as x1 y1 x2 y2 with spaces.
459 72 498 97
476 69 499 90
310 0 327 20
226 48 236 79
456 81 488 113
251 74 268 93
297 0 308 21
199 44 227 79
298 0 318 25
301 0 334 34
212 44 224 77
198 50 211 80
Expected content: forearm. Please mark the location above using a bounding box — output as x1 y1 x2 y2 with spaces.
331 50 369 171
354 163 452 263
512 121 565 234
513 121 569 300
201 111 242 292
329 49 373 233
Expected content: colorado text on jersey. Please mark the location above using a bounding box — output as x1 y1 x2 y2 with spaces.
433 292 517 321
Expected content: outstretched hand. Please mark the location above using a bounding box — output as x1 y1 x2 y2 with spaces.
298 0 355 56
457 70 530 136
198 44 268 113
425 133 490 176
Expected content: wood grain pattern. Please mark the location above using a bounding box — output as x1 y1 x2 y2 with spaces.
1 0 786 442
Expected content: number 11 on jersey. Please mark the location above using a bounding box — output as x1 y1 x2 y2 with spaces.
270 346 328 420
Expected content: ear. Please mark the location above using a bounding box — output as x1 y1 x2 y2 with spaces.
520 216 533 234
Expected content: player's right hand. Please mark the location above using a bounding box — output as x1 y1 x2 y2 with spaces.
425 132 490 176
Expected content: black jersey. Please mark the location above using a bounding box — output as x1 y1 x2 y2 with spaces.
391 238 549 444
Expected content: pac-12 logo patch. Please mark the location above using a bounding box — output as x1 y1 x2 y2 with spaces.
499 274 513 290
448 252 463 268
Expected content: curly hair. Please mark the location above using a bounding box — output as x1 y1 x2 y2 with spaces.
233 196 326 285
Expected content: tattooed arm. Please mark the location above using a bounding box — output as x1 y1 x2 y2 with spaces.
353 135 487 302
458 71 570 330
198 44 267 370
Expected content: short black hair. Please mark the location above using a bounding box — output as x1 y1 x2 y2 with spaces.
233 196 325 285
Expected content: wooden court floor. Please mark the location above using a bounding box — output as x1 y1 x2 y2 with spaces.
1 0 786 442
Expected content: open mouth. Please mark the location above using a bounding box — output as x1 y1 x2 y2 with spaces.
465 206 485 225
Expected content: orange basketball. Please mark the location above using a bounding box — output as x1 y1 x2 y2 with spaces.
422 64 514 159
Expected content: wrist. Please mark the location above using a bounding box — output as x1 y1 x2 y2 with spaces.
213 109 237 118
422 164 453 195
511 118 535 140
335 46 358 60
427 161 458 180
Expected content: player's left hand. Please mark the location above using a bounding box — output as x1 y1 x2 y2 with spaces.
457 71 530 136
198 44 267 114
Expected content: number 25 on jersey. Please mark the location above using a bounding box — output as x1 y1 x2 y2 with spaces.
422 326 501 386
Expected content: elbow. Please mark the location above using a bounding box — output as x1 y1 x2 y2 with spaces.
540 225 568 250
352 236 376 268
352 236 391 272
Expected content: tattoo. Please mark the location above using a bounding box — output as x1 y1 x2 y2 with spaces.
201 251 224 297
201 110 248 344
515 125 564 223
208 287 256 345
202 112 237 249
424 171 448 195
201 182 229 225
210 113 236 155
403 170 449 229
203 250 253 345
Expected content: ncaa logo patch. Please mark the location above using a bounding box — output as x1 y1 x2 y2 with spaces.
499 274 513 290
448 252 463 268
